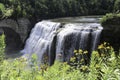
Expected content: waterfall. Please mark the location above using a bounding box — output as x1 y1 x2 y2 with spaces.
21 21 61 65
55 23 103 62
22 20 103 65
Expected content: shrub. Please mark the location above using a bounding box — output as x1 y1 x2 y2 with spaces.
0 3 13 19
0 42 120 80
101 13 120 26
114 0 120 12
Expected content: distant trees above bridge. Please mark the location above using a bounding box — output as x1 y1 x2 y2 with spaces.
0 0 120 19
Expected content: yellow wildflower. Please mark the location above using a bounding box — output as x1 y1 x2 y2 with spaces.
79 49 83 54
75 52 79 55
80 58 84 62
106 46 110 49
104 42 107 45
80 66 88 71
70 57 76 62
74 50 78 53
101 53 105 57
83 50 88 54
98 44 104 49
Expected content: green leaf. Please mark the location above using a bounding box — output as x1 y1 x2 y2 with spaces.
0 3 5 13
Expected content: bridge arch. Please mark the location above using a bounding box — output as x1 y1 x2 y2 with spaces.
0 19 30 54
0 27 23 54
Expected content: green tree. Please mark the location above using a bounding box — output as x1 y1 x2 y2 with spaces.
114 0 120 12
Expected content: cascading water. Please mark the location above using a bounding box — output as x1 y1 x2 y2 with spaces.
55 23 103 62
21 21 61 65
22 17 103 65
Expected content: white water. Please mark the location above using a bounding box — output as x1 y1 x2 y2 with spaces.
22 17 103 65
21 21 61 65
55 23 103 62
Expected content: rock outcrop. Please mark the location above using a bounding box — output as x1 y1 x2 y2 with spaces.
101 25 120 52
0 18 31 54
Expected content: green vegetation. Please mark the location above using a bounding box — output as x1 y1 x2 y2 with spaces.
0 0 120 19
0 3 13 19
0 34 5 63
0 35 120 80
0 1 120 79
114 0 120 12
101 13 120 26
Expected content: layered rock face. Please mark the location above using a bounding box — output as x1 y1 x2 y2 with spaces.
0 18 31 54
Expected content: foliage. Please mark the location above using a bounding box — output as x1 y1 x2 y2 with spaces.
0 3 5 16
101 13 120 25
114 0 120 12
0 34 5 80
69 49 89 69
0 0 120 19
0 3 13 19
0 34 5 63
0 41 120 80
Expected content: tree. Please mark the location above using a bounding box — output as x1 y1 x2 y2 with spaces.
114 0 120 12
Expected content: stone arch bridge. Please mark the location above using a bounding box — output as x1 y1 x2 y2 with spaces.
0 18 31 54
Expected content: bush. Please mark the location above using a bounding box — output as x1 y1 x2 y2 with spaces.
0 0 119 19
114 0 120 12
0 42 120 80
0 3 13 19
101 13 120 26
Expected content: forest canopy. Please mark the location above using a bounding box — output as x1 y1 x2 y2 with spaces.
0 0 120 19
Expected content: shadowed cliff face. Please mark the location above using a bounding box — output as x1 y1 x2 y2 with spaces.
101 25 120 52
0 27 23 54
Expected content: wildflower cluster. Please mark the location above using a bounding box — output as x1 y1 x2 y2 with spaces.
89 42 119 80
98 42 114 59
69 49 89 72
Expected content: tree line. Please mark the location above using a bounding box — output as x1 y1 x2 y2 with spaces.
0 0 120 20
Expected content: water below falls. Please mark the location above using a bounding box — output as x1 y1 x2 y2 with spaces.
21 17 103 65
